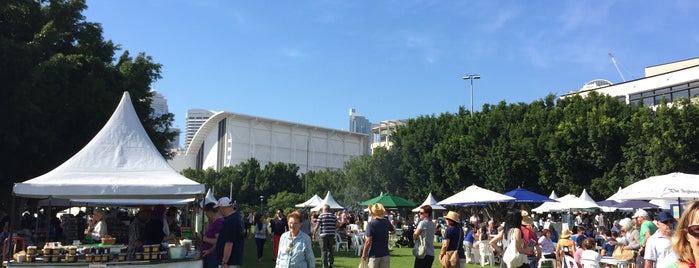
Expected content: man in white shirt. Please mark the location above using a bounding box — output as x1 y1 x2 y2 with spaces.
644 211 678 268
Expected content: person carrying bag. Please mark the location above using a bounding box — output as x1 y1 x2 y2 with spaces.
439 211 463 268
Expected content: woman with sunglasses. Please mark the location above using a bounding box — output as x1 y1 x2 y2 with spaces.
670 200 699 268
276 211 315 268
414 205 436 268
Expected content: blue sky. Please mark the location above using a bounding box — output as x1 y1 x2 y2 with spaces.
84 1 699 145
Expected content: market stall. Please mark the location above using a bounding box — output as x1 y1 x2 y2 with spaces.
9 92 205 268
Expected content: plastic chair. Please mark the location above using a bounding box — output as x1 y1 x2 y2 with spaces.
479 242 494 267
352 234 365 256
3 236 25 262
562 255 577 268
581 259 600 268
334 232 348 252
538 258 556 268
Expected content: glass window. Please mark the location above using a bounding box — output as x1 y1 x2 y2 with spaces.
629 93 641 101
672 90 689 100
643 97 654 106
655 88 670 95
616 96 627 103
671 83 688 91
691 88 699 98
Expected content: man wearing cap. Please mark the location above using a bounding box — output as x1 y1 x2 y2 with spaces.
521 211 541 268
216 197 245 268
644 211 678 268
633 209 658 268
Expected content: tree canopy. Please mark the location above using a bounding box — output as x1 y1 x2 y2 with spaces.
1 0 176 205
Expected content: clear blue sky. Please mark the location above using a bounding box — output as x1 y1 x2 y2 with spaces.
84 1 699 141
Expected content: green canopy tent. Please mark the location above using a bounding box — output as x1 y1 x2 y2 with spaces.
360 193 417 208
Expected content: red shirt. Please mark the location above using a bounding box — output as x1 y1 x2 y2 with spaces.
521 226 538 256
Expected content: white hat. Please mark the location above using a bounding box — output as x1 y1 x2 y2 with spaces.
632 209 648 219
215 197 233 208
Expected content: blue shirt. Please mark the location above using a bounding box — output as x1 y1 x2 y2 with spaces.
275 231 315 268
365 218 391 258
216 212 245 265
444 225 465 258
465 230 475 243
603 238 616 257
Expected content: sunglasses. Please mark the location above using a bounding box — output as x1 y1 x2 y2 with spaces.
686 225 699 237
419 211 426 214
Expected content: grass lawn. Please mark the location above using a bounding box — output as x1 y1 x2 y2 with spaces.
240 235 499 268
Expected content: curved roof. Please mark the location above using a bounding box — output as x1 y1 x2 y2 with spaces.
580 79 613 91
185 111 369 156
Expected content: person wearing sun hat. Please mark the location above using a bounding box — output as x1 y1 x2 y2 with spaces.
439 211 465 268
361 203 393 268
644 211 677 268
555 228 576 265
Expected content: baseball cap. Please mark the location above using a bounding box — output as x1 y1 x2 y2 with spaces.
656 211 676 223
632 209 648 219
215 197 233 208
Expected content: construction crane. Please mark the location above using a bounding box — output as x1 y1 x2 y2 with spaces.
608 53 626 82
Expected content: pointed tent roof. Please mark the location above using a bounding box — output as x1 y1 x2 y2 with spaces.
411 193 447 212
14 92 205 199
549 191 558 199
579 189 597 203
311 191 344 211
295 194 323 208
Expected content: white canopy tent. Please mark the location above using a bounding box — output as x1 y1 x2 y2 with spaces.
295 194 323 208
533 192 600 213
437 185 515 206
549 191 559 199
311 191 344 212
411 193 447 212
606 172 699 201
13 92 205 200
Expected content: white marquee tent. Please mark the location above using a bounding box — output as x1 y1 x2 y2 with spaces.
295 194 323 208
13 92 205 200
411 193 447 212
311 191 344 211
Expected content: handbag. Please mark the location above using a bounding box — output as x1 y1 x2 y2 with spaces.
439 227 463 268
358 259 368 268
413 234 427 259
440 250 459 267
502 229 528 268
612 246 634 261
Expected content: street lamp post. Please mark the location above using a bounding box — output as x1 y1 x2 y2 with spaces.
462 74 481 116
259 195 264 213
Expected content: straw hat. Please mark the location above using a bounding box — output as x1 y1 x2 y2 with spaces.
368 203 387 218
522 216 534 226
445 211 460 223
560 229 573 239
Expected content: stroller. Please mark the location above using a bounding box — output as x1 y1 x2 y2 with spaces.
394 224 415 248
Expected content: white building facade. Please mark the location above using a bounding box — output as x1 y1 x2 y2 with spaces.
562 58 699 105
169 112 369 173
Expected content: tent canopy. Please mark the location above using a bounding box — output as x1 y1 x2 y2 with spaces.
360 193 416 208
607 172 699 201
311 191 344 212
295 194 323 208
438 185 515 206
503 187 557 203
412 193 447 212
13 92 205 199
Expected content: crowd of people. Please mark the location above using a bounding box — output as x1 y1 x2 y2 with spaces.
5 198 699 268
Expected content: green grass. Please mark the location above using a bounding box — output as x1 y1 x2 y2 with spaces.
240 235 499 268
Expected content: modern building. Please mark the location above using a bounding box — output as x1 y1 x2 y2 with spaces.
370 119 407 153
349 108 372 153
150 90 169 116
184 109 214 150
562 57 699 105
168 111 370 173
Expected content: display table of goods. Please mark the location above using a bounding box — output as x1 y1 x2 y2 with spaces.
6 240 199 267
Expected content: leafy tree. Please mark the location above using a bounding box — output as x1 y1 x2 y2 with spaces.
0 0 174 205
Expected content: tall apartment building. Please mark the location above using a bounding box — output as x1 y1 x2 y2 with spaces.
150 90 169 116
185 109 214 150
349 108 372 153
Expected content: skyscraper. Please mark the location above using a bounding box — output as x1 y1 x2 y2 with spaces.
185 109 214 150
349 108 372 153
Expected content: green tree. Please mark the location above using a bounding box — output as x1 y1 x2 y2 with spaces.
0 0 174 204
